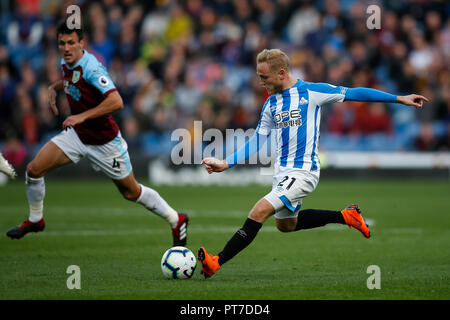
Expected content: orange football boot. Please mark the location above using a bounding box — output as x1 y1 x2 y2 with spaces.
197 247 221 278
341 204 370 238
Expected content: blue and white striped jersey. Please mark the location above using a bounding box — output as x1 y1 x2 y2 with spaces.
225 81 396 169
256 79 348 172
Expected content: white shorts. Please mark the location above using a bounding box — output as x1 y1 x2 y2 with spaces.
51 127 133 180
264 168 319 219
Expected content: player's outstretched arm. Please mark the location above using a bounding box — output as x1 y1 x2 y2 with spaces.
48 80 63 115
201 132 268 174
344 87 429 107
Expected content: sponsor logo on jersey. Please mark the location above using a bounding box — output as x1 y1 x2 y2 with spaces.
64 80 82 101
274 110 303 129
299 97 308 105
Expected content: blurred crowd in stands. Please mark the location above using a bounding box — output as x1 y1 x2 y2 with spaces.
0 0 449 168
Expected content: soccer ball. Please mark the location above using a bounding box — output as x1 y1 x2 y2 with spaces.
161 246 197 279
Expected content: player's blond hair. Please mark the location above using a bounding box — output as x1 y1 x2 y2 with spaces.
256 49 291 72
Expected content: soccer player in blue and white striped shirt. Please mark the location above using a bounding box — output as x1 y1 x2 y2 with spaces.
198 48 428 278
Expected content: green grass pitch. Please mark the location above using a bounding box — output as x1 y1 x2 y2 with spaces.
0 178 449 299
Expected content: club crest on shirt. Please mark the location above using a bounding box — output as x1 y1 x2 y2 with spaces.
72 71 81 83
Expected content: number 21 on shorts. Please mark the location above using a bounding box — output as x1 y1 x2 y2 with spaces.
277 176 296 190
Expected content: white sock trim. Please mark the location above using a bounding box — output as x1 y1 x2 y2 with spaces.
29 201 43 222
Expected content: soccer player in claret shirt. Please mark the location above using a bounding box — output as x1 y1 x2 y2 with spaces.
6 22 189 246
198 49 428 278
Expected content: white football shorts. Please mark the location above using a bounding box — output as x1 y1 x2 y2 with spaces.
264 168 320 219
51 127 132 180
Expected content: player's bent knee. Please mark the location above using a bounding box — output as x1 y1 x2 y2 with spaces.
248 208 269 223
26 162 44 178
276 224 293 233
248 199 275 223
275 219 296 233
121 189 140 202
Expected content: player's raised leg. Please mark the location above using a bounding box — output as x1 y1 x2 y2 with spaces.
198 198 274 278
275 208 345 231
112 172 189 246
275 205 370 238
6 141 72 239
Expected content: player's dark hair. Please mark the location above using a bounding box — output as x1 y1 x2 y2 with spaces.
56 21 84 41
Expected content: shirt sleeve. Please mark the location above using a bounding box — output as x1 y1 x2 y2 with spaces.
255 98 275 135
306 82 348 105
344 87 397 102
225 132 268 168
84 63 116 95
